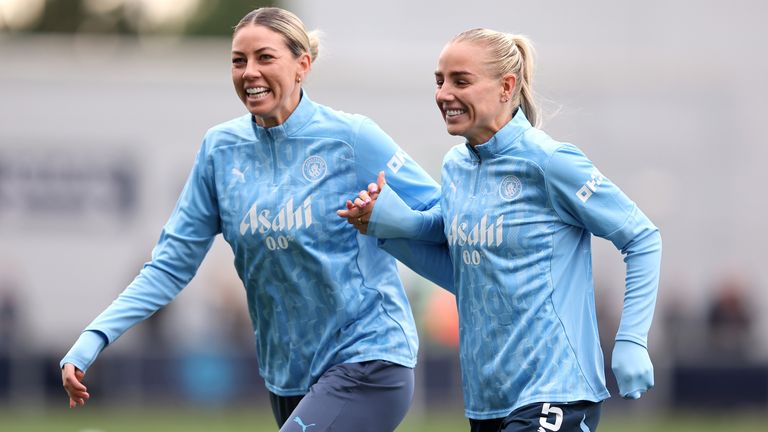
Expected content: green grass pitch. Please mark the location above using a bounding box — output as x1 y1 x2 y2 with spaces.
0 407 764 432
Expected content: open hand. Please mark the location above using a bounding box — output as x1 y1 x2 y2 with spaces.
61 363 89 408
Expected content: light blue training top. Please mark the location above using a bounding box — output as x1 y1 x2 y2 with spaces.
368 109 662 419
61 92 440 396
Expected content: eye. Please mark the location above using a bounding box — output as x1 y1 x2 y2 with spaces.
232 57 245 66
455 80 469 87
259 53 275 61
435 79 444 88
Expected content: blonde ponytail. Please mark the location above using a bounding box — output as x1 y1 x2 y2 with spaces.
510 35 539 127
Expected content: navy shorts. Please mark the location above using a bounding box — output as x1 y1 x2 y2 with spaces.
469 400 602 432
269 360 414 432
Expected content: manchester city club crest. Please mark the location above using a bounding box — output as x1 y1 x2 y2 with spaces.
499 175 522 201
302 155 327 181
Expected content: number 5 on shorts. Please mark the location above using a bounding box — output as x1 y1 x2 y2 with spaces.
538 403 563 431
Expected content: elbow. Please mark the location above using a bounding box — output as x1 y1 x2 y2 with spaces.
621 226 662 256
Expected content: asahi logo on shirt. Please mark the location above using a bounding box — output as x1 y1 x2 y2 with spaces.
446 214 504 247
240 196 313 236
447 214 504 265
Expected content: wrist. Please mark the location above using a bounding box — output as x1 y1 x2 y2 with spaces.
60 330 107 372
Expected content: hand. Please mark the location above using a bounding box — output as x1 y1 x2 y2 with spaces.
61 363 89 408
336 171 386 235
611 340 654 400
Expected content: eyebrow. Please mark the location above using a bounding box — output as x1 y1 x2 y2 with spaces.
434 70 475 78
232 46 279 55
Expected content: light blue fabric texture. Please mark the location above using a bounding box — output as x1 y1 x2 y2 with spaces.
368 109 661 419
61 92 440 396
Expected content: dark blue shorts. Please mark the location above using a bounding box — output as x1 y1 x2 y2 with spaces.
469 400 602 432
269 360 414 432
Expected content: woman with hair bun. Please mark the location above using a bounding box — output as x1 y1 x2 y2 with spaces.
61 7 440 431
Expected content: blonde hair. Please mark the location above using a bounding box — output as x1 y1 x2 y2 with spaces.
453 28 540 127
234 7 320 62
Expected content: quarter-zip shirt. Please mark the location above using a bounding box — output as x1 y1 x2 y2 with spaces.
67 92 440 396
372 109 661 419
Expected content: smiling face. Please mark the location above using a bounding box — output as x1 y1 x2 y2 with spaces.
231 24 310 127
434 41 516 146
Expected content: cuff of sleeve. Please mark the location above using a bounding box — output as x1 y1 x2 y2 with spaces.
614 334 647 349
368 185 422 238
60 330 108 372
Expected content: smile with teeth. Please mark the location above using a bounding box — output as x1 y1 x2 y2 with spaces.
246 87 271 99
445 108 466 118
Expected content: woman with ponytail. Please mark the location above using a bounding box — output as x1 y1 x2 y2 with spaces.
340 28 662 431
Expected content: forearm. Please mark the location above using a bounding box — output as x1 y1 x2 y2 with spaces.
611 212 662 347
368 185 444 242
378 238 455 293
60 330 107 372
59 262 185 372
78 229 213 348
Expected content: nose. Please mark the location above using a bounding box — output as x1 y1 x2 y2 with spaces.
242 63 261 81
435 85 454 104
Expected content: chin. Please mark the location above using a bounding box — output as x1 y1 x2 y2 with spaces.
248 106 272 118
445 126 464 137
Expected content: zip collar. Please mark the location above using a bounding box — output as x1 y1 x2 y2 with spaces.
465 108 532 161
251 90 318 141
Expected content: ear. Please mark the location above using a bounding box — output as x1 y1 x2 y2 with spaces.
501 74 517 102
297 52 311 81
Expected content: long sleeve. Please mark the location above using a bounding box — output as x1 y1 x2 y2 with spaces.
370 187 454 292
61 139 221 371
379 238 455 294
368 185 445 242
546 144 662 348
354 118 440 213
607 209 662 347
351 118 453 291
59 330 107 372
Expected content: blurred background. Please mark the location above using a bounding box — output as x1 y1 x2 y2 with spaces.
1 0 767 430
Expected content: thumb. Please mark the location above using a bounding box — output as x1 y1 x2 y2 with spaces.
377 171 387 189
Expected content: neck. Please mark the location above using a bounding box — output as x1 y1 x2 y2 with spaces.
253 89 303 128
